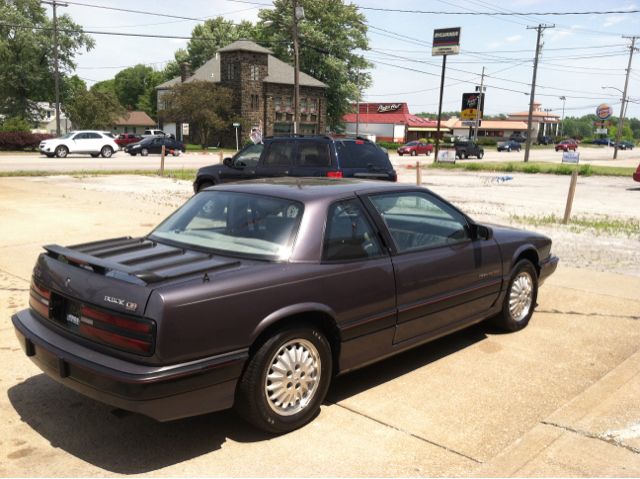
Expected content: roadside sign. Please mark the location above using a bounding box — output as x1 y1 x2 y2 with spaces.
461 120 482 127
438 146 457 163
594 122 612 126
432 27 461 56
596 104 612 120
233 123 241 127
461 92 484 119
182 123 189 135
562 151 580 164
595 128 608 134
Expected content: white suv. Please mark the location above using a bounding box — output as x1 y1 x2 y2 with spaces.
39 131 120 158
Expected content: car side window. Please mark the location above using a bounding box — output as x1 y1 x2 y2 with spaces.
233 144 264 167
296 142 331 167
74 133 86 140
263 142 293 167
369 192 470 252
88 133 101 139
322 199 383 262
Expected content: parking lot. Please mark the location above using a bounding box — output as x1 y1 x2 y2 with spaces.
0 173 639 476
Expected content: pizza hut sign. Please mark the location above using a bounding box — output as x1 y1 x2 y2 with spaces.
377 104 401 113
596 104 612 120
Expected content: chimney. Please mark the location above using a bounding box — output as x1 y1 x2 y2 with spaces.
128 105 133 111
181 62 191 83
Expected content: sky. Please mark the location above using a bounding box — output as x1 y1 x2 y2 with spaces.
40 0 640 121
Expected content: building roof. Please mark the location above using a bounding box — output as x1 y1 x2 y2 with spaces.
155 76 181 90
342 103 443 126
450 119 529 130
217 39 273 54
263 56 327 88
114 111 156 126
185 56 221 83
508 110 560 118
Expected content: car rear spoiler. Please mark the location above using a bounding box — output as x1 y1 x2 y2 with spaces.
43 237 240 284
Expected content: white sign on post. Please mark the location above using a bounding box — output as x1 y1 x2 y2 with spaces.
438 147 457 164
182 123 189 135
562 151 580 163
595 128 608 134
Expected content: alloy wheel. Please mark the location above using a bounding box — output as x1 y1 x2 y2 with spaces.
509 271 533 321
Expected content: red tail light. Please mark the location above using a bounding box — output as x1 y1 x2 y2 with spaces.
327 171 343 178
356 140 364 144
79 323 150 353
30 280 50 318
78 306 153 354
391 173 397 182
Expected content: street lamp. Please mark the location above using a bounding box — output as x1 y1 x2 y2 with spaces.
603 85 626 159
559 96 566 137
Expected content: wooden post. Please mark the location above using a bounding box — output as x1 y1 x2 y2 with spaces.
219 150 223 163
416 160 422 186
160 145 165 177
562 170 578 225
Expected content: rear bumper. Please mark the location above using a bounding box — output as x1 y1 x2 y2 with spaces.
633 171 640 183
539 254 559 285
12 309 247 422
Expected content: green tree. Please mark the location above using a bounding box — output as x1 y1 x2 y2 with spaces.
0 0 94 120
0 117 32 133
91 79 117 95
163 48 189 81
113 65 166 118
64 86 127 130
608 124 634 142
158 80 242 149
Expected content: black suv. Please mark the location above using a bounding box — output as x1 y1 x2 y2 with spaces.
537 136 554 146
510 133 527 143
453 141 484 159
193 135 397 193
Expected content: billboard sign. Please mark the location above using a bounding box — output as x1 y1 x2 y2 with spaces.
438 146 457 163
461 93 484 119
596 104 612 120
562 151 580 164
432 27 461 56
377 104 402 113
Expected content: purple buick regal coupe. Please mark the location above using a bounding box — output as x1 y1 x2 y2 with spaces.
13 178 558 433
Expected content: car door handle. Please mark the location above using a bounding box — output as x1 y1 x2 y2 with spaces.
246 170 256 175
278 171 289 176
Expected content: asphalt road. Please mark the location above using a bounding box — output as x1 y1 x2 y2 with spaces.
1 146 638 172
1 175 639 476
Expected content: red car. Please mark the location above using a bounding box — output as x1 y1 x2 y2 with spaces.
555 140 578 152
115 134 143 149
633 164 640 182
397 141 433 156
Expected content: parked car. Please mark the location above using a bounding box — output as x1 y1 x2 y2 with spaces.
497 141 522 152
537 136 554 146
454 141 484 159
193 135 397 193
142 129 166 139
593 138 615 146
634 163 640 182
397 141 433 156
13 178 558 433
38 131 119 158
509 133 527 143
125 137 186 156
115 134 143 149
618 141 635 150
555 140 578 152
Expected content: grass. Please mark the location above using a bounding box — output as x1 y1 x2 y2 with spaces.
510 213 640 239
428 161 632 177
0 168 199 181
185 143 236 153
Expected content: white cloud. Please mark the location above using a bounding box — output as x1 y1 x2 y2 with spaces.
604 16 626 27
507 35 522 42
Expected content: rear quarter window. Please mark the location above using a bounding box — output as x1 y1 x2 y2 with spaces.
335 141 392 169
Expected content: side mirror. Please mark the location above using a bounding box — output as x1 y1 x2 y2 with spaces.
476 225 494 241
223 158 233 166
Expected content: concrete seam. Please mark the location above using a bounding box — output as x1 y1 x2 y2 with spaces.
547 284 640 303
541 421 640 455
328 401 482 464
0 268 30 284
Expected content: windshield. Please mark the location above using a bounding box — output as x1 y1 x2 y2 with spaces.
336 141 391 169
149 191 303 261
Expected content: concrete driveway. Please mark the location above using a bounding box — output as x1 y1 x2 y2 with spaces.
1 176 639 477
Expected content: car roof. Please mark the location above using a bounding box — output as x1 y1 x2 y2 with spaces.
207 177 415 202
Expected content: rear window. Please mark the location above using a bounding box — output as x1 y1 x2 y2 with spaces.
296 142 331 167
336 141 391 169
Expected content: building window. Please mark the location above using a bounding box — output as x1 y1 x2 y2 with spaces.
286 97 292 112
250 65 259 81
133 127 137 134
46 111 51 119
275 97 281 111
311 99 317 112
227 63 235 80
251 94 259 111
301 98 307 112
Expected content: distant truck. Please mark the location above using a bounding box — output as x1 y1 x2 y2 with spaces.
142 129 166 139
114 133 142 149
454 141 484 159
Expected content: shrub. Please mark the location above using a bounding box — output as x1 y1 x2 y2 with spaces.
477 138 498 146
0 132 55 151
579 164 593 177
555 165 573 175
376 141 400 150
551 135 562 143
523 164 541 174
505 162 515 172
418 138 428 142
428 138 435 144
443 135 452 143
244 137 253 147
570 133 584 141
0 117 32 133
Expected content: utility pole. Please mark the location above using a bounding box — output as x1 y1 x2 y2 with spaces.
356 69 360 137
473 67 485 142
41 0 68 137
559 96 566 137
434 55 447 162
524 24 554 162
292 0 300 134
614 36 638 159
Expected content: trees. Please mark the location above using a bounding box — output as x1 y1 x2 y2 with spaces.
158 80 242 149
113 65 166 118
64 87 127 130
0 0 94 121
0 117 32 133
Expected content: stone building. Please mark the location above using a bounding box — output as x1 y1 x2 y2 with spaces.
155 39 328 148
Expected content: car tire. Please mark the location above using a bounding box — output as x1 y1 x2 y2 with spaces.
398 152 403 156
90 153 100 158
197 180 215 193
235 323 332 434
55 146 68 158
506 148 510 152
493 259 538 332
129 153 137 156
141 148 149 157
101 146 113 158
463 152 468 159
45 154 55 158
427 149 432 156
478 151 484 159
172 150 180 157
411 150 417 156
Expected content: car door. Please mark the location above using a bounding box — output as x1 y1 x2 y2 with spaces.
70 132 87 153
87 132 103 153
361 190 503 344
148 138 163 154
218 143 265 184
257 141 294 179
291 140 333 178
